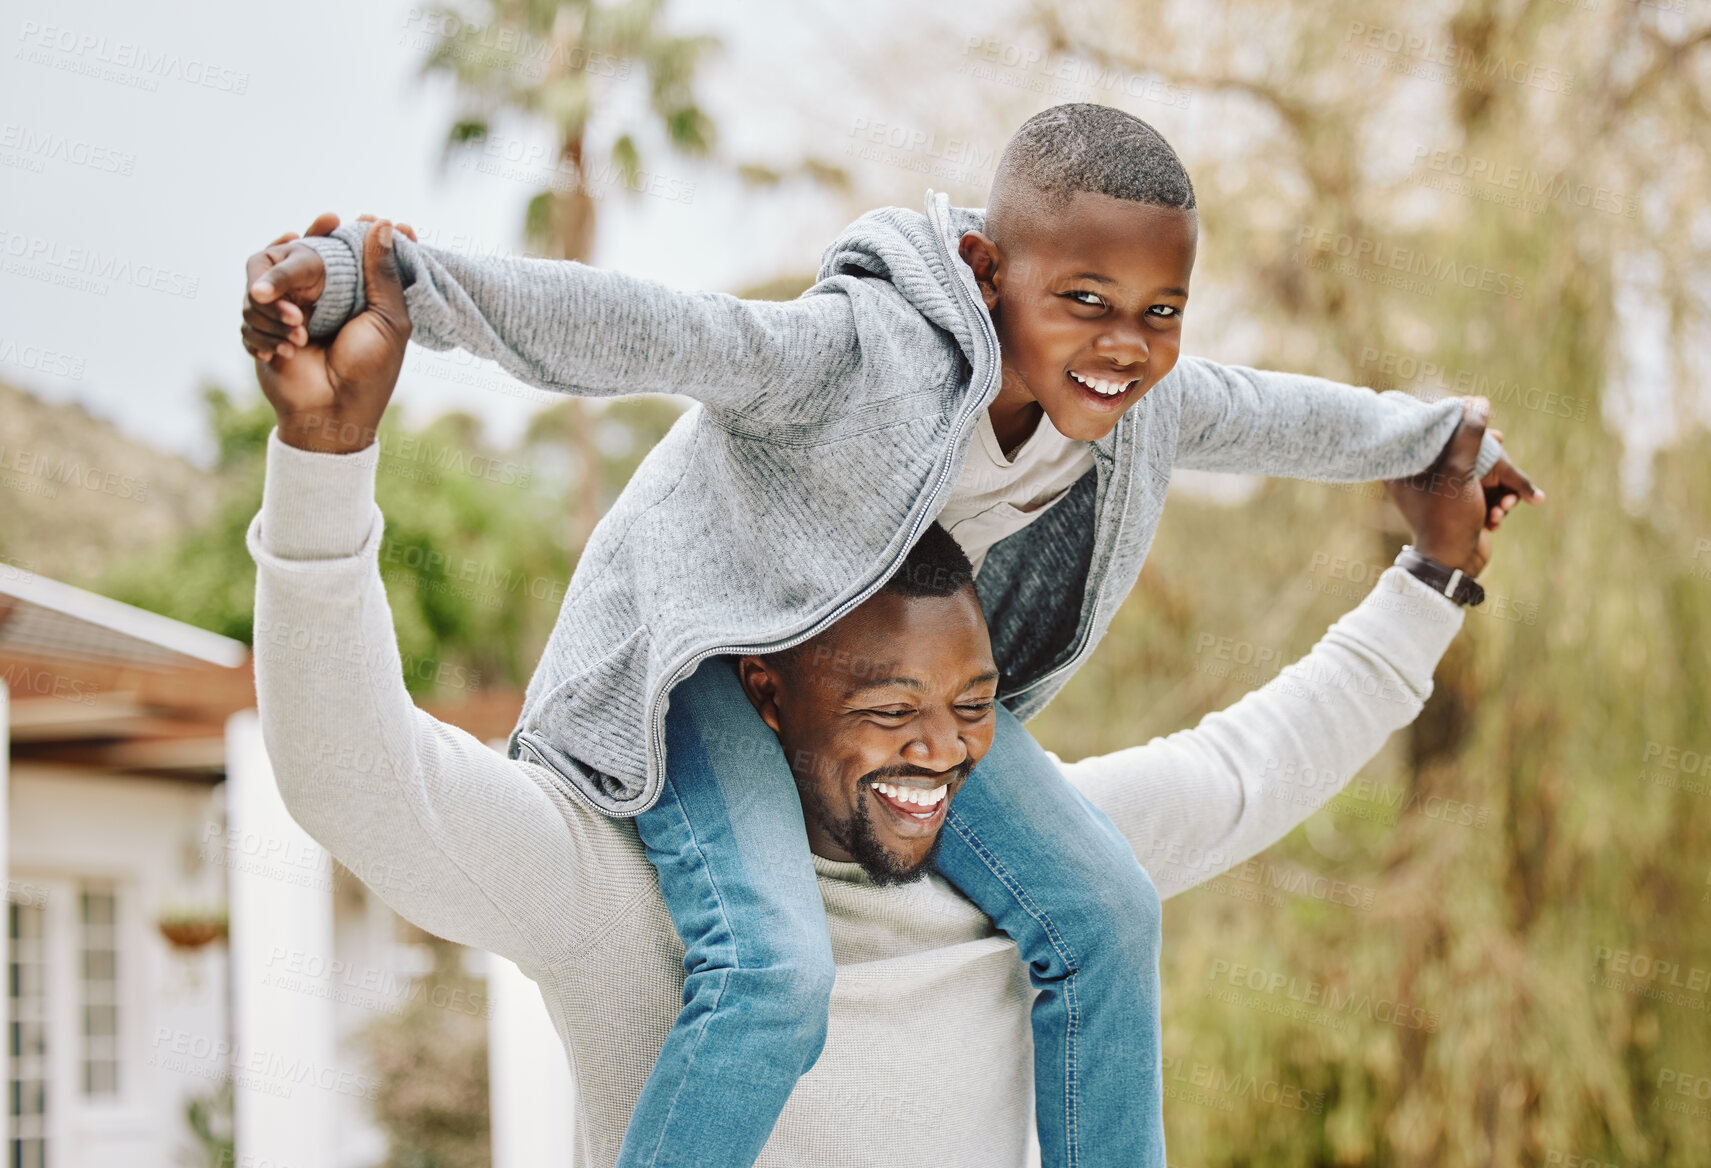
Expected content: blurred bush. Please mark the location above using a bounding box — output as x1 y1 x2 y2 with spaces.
1021 1 1711 1163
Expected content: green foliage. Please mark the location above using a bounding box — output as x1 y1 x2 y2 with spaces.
1029 1 1711 1163
420 0 719 259
182 1082 234 1168
101 388 272 645
101 388 684 699
358 936 491 1168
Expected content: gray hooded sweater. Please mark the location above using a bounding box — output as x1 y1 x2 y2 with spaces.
301 191 1498 817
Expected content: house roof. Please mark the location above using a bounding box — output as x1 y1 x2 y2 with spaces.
0 564 247 670
2 564 522 777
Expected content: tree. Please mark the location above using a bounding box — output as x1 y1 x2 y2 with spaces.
422 0 719 550
420 0 847 549
99 386 653 700
1018 2 1711 1163
358 932 491 1168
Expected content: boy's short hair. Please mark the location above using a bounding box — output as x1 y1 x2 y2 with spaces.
879 522 974 600
990 102 1195 223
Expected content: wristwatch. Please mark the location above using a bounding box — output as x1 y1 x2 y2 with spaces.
1395 545 1485 607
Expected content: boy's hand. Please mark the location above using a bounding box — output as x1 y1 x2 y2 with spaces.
242 213 416 362
1386 397 1499 577
255 221 411 455
1475 427 1544 532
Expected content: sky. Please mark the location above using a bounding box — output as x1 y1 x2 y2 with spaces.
1 0 1007 461
7 0 1677 487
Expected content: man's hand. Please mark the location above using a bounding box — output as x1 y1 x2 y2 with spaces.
1386 396 1501 577
255 220 411 455
242 213 416 362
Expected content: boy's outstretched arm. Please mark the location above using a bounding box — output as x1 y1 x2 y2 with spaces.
1169 356 1542 528
240 213 897 421
1071 399 1498 896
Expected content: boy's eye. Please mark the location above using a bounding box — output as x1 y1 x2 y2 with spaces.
957 701 996 717
1064 290 1106 307
1149 305 1181 319
862 707 913 719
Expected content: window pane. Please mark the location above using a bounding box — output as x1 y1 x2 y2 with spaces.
80 950 115 982
8 899 49 1165
79 887 120 1100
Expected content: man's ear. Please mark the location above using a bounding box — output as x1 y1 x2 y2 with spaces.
735 655 785 734
957 231 1003 312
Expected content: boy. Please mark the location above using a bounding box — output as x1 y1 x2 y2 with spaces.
242 103 1537 1167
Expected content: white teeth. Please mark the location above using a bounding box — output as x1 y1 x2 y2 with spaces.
872 782 948 808
1069 371 1132 398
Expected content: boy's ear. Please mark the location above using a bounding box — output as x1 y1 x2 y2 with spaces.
735 655 785 734
957 231 1003 312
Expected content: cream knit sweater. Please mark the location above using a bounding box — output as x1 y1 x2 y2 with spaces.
248 433 1463 1167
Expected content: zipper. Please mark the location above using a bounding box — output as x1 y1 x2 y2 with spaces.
515 732 607 815
621 191 1006 819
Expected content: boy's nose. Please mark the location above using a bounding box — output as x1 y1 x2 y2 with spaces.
1093 320 1149 366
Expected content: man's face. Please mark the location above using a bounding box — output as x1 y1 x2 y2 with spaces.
737 587 999 885
961 192 1198 444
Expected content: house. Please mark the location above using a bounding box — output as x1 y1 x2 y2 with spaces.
2 562 572 1167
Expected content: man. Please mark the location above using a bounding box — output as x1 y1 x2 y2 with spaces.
248 221 1496 1166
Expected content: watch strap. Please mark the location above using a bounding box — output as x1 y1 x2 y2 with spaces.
1396 545 1485 607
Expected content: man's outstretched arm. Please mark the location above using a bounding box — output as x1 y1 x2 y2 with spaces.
1070 398 1499 898
246 222 636 970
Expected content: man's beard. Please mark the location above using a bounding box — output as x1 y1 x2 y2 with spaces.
799 762 971 887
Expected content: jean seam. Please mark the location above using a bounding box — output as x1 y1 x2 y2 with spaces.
945 808 1081 1168
638 772 742 1168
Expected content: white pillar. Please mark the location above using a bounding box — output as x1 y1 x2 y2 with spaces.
1 683 9 1105
489 954 575 1168
226 710 337 1165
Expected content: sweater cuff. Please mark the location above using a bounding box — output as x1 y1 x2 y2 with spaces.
1350 566 1466 685
1475 430 1502 480
257 429 381 560
301 225 369 341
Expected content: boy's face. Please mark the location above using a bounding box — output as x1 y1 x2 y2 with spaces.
960 193 1198 444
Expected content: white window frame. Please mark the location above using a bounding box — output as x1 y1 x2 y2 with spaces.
7 873 148 1162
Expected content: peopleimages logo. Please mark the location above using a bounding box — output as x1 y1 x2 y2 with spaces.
0 228 199 299
1410 145 1634 219
1206 959 1441 1032
0 123 135 175
1341 22 1575 95
15 21 250 95
0 336 85 379
0 445 150 500
1294 226 1525 300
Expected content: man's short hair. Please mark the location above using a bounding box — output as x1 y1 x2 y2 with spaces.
878 522 974 600
990 102 1196 223
767 524 973 673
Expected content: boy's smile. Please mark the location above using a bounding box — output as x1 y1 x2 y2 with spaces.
959 192 1199 452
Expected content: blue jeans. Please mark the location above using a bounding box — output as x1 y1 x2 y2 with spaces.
627 657 1164 1168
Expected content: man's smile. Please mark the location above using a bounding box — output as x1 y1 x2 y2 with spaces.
869 779 951 834
862 773 965 841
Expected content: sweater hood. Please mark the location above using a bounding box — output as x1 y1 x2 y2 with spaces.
816 192 989 360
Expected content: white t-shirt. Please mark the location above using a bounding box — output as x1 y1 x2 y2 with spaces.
938 410 1096 575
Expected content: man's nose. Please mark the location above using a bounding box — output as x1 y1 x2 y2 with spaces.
903 707 968 773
